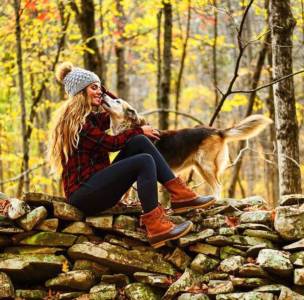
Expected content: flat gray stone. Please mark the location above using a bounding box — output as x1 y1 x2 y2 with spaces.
208 280 234 294
280 194 304 206
284 239 304 251
35 218 58 232
239 264 270 278
53 201 83 221
190 253 220 274
90 283 116 294
0 253 67 282
216 292 274 300
20 232 77 247
220 246 246 260
17 206 48 231
167 247 191 270
230 277 270 289
0 272 14 298
86 215 113 229
22 192 65 206
189 243 219 257
62 221 94 235
243 229 280 242
68 242 177 275
179 229 215 247
134 272 172 288
101 273 130 287
291 252 304 267
59 292 85 299
219 256 245 273
240 211 271 224
163 268 207 300
278 286 304 300
274 206 304 240
124 282 161 300
15 289 48 299
215 196 266 209
202 215 226 229
294 268 304 285
178 293 210 300
73 259 110 278
257 249 293 277
4 246 64 254
45 270 97 291
113 215 137 231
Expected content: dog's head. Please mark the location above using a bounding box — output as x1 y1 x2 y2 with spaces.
102 95 147 134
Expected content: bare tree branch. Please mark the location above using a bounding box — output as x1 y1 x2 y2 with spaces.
209 0 255 126
231 69 304 94
141 108 204 125
1 162 47 185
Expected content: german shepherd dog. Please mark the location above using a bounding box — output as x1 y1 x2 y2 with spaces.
102 95 272 199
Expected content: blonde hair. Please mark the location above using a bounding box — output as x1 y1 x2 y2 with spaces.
47 91 92 174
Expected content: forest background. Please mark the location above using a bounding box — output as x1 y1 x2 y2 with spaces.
0 0 303 208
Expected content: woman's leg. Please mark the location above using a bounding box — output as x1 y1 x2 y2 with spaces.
69 153 158 215
113 135 175 184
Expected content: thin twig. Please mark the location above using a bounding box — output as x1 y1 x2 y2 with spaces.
209 0 255 126
0 162 47 185
141 108 204 125
231 69 304 94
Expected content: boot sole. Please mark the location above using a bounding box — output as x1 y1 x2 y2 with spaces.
172 199 216 214
151 222 193 249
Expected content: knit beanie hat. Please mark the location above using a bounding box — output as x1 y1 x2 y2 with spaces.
55 62 100 97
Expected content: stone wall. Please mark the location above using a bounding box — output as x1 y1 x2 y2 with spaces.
0 192 304 299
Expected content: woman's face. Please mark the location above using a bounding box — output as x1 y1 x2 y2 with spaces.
86 82 103 107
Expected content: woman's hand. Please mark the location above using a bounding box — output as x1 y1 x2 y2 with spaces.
141 125 160 140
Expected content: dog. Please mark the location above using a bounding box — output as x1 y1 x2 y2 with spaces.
102 95 273 199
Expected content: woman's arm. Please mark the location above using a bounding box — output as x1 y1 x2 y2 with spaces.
79 121 143 152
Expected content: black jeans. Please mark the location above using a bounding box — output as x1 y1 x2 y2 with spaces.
69 135 175 215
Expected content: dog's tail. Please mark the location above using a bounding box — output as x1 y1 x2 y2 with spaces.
222 114 273 143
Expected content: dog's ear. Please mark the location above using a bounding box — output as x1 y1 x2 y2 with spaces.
137 115 147 126
126 108 138 121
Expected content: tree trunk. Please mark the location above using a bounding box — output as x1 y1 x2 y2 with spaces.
156 9 162 113
262 0 279 208
14 0 30 196
70 0 103 82
99 0 107 85
159 1 172 130
212 0 219 120
270 0 302 196
115 0 128 99
0 124 4 193
174 0 191 129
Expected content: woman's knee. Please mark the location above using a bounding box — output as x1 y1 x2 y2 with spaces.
129 134 151 146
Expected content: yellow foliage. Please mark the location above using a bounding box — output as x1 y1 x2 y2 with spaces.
222 94 248 112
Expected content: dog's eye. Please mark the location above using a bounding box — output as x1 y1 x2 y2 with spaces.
115 99 121 104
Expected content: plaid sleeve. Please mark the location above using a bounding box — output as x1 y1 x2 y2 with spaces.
80 121 144 152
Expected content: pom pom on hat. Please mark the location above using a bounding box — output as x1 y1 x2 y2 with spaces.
56 62 73 83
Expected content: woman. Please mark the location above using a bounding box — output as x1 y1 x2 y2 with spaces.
47 62 215 248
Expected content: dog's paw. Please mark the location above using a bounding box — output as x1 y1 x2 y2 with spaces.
7 198 31 220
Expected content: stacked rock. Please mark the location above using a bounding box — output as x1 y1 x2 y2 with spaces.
0 192 304 300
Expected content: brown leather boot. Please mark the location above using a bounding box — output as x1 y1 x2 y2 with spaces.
140 205 193 248
164 176 216 213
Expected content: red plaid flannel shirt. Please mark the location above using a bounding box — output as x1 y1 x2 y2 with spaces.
62 112 143 199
